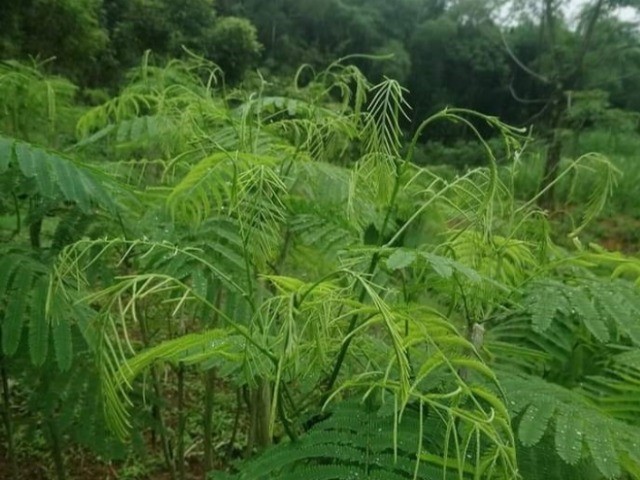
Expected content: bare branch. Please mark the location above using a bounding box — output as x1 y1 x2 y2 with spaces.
500 29 551 84
522 98 553 126
508 80 549 104
574 0 607 74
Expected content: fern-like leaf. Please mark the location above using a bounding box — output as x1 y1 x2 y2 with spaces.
0 134 117 213
518 399 556 447
29 275 50 365
220 401 465 480
500 372 640 478
2 266 33 355
554 407 583 465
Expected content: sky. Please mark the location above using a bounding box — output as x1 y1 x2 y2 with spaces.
565 0 639 21
497 0 639 26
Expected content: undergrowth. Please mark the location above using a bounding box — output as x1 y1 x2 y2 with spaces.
1 55 639 480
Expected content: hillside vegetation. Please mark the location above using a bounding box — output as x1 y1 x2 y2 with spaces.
2 1 640 479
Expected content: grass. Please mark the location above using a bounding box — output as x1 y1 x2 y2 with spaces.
520 129 640 251
420 128 640 252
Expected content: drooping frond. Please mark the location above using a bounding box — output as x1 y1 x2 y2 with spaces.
264 272 517 478
0 60 78 142
523 277 640 345
363 79 410 158
565 153 621 238
75 55 228 161
0 134 118 213
62 270 269 439
500 372 640 478
0 250 47 359
219 400 468 480
0 247 80 368
167 151 282 224
102 327 246 438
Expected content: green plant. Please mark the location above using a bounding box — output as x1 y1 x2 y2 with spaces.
3 55 640 480
215 400 470 480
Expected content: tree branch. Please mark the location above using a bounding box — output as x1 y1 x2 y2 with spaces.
508 80 549 104
500 29 551 84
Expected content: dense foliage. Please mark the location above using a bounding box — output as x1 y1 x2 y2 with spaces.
2 1 640 479
0 50 640 480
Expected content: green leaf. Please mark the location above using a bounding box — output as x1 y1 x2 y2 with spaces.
420 252 482 281
584 421 620 478
386 249 416 270
0 255 20 301
572 288 609 342
48 278 73 371
50 155 90 211
32 148 56 198
519 399 556 447
525 283 567 333
2 135 116 213
423 252 453 278
0 136 14 173
29 276 50 365
530 297 556 332
555 408 583 465
2 269 33 355
15 142 37 177
52 317 73 371
191 268 208 298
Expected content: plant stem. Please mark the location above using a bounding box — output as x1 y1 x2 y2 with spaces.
203 368 216 472
322 254 379 401
243 386 254 458
29 217 42 250
276 388 297 441
226 387 242 459
46 419 66 480
176 365 186 480
251 378 272 452
204 286 223 472
323 154 405 401
11 192 20 239
139 309 177 480
151 369 177 480
0 356 17 479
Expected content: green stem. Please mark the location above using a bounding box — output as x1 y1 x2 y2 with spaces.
204 286 223 472
323 152 406 401
243 386 254 458
203 369 216 471
46 419 66 480
139 310 177 480
0 356 17 479
253 378 272 450
277 388 298 442
226 387 242 459
11 192 20 239
322 255 379 402
176 365 186 480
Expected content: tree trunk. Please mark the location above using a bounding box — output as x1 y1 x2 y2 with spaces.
245 378 272 457
539 90 566 208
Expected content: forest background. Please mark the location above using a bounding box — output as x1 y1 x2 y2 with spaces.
6 0 640 222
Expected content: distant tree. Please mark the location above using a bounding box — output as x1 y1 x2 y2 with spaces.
580 15 640 111
105 0 218 66
216 0 441 75
0 0 108 82
368 40 412 84
503 0 640 204
408 15 510 127
206 17 263 83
